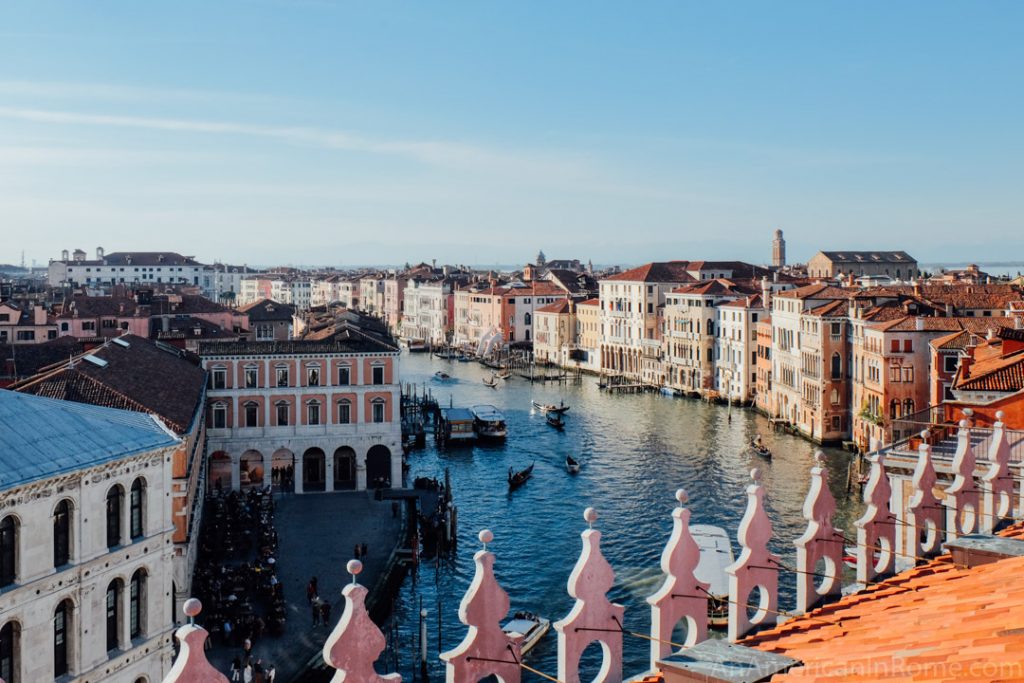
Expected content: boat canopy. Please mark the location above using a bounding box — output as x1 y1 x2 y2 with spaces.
471 404 505 422
690 524 733 596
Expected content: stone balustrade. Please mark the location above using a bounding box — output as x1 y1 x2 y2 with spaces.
164 421 1022 683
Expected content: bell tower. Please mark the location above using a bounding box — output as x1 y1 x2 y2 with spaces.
772 229 786 268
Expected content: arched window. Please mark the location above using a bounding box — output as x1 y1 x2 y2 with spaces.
129 570 146 639
904 398 915 415
54 500 71 568
0 621 17 683
890 399 900 419
0 516 16 587
707 320 714 336
105 580 120 652
524 312 532 326
54 600 71 677
130 479 145 540
830 388 840 405
831 352 841 379
106 486 123 549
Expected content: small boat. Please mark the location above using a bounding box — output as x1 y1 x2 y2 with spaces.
843 545 881 570
565 455 580 474
439 408 476 445
482 375 498 388
496 369 511 380
546 413 565 430
752 444 772 459
471 404 507 439
502 611 550 655
508 463 534 490
660 386 680 397
692 525 733 629
532 400 570 415
457 355 472 363
434 371 451 381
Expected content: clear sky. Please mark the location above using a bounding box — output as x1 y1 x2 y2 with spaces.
1 1 1022 268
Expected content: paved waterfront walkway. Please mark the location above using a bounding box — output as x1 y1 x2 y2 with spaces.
205 491 403 682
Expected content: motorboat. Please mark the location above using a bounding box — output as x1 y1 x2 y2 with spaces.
471 404 508 439
434 371 451 381
660 386 680 397
565 455 580 474
532 400 570 415
502 611 550 655
508 463 534 490
439 408 476 445
546 413 565 430
482 375 498 388
691 525 733 629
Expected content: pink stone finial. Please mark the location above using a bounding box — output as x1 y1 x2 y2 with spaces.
647 490 708 669
725 469 780 641
163 598 229 683
908 441 943 560
982 416 1013 532
323 576 401 682
794 455 841 613
959 418 969 429
854 453 896 585
996 410 1006 421
920 429 929 441
555 510 624 683
675 488 688 506
478 528 493 550
441 541 520 683
945 419 980 538
584 507 598 528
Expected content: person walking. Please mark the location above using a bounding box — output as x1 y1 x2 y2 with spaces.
266 664 276 683
242 661 253 683
230 657 241 681
306 578 316 604
312 596 321 626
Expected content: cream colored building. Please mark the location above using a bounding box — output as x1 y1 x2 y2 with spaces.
0 392 179 683
533 300 575 364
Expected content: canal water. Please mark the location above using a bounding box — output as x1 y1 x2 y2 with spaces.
386 353 863 682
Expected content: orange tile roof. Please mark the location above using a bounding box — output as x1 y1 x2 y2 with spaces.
740 524 1024 682
641 524 1024 683
603 261 696 283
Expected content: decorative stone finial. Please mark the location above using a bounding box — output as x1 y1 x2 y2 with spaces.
555 508 624 683
478 529 493 550
584 507 598 528
323 574 401 682
675 488 688 506
441 537 520 683
794 455 841 613
945 419 980 538
982 416 1013 532
920 429 929 441
854 453 896 585
648 491 708 669
163 598 228 683
908 441 943 561
959 418 969 429
725 469 780 641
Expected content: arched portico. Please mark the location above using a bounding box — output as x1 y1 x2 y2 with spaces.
303 447 326 492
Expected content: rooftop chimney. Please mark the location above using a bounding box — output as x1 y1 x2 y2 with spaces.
915 316 925 331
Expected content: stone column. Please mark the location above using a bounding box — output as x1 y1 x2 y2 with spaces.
294 455 304 494
230 454 241 492
120 582 132 650
325 455 335 493
356 455 367 491
263 460 273 490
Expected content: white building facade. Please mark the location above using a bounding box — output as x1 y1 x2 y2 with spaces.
0 392 179 683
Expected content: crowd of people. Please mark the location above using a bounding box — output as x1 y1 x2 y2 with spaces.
194 487 284 679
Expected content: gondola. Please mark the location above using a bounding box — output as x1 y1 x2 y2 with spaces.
508 463 534 490
751 444 772 459
546 413 565 430
482 375 498 388
565 455 581 474
532 400 570 415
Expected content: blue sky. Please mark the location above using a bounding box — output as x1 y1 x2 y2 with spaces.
1 1 1022 267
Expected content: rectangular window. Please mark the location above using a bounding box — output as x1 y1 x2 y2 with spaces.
276 367 289 387
338 366 351 385
307 367 320 386
372 365 385 385
101 319 117 328
212 404 226 429
245 403 258 427
903 339 913 353
82 321 96 331
372 401 385 423
276 403 289 426
890 339 900 353
903 366 914 382
944 355 958 373
245 367 258 388
211 368 226 389
338 402 351 424
308 403 321 425
831 322 841 336
15 330 34 341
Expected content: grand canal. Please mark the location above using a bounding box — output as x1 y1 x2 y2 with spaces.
385 352 864 681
